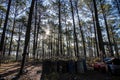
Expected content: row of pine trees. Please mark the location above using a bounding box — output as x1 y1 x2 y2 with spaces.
0 0 119 74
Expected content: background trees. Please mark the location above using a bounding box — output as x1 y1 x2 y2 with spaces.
0 0 119 72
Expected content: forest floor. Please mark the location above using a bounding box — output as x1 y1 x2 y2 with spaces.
0 61 42 80
0 62 120 80
41 70 120 80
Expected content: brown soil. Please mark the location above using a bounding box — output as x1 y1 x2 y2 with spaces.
0 62 42 80
0 62 120 80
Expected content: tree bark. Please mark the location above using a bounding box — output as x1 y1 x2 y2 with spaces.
16 25 22 61
0 0 11 54
75 0 86 59
19 0 35 75
58 0 63 56
100 0 114 57
8 11 17 56
91 7 99 57
33 0 37 59
93 0 106 59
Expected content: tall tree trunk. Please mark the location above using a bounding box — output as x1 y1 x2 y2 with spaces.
50 34 53 58
56 34 59 57
70 0 79 58
93 0 106 59
66 30 69 57
53 28 56 57
65 14 69 57
75 1 86 59
27 42 30 59
42 38 44 59
3 37 7 57
16 25 22 61
33 1 37 59
36 10 41 59
63 2 69 57
100 0 114 57
110 26 119 58
58 0 62 56
48 36 51 58
8 11 17 56
19 0 35 75
91 8 99 57
113 39 119 58
0 0 11 54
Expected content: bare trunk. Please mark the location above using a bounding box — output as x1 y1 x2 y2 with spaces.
19 0 35 75
8 14 16 56
33 1 37 59
100 0 114 57
58 0 62 56
16 25 22 61
0 0 11 54
75 1 86 59
70 0 79 58
93 0 106 59
91 8 99 57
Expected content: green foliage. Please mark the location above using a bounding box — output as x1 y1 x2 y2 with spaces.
0 0 119 61
0 4 6 12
